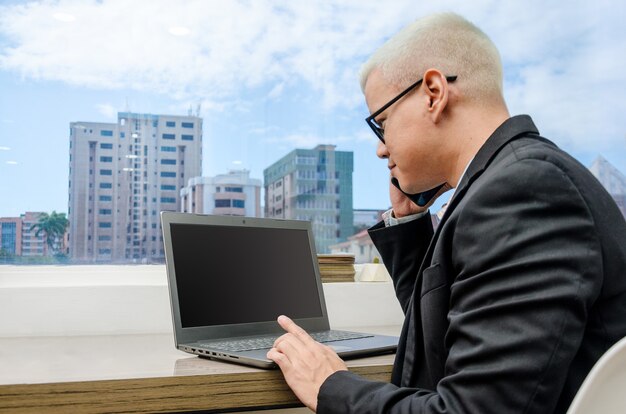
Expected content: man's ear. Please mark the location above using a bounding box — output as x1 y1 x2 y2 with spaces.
422 69 450 123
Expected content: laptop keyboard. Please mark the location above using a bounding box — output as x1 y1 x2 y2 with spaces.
198 330 373 352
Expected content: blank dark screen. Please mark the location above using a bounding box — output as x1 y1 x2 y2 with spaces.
170 223 323 328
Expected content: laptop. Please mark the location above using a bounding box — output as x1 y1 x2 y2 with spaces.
161 211 398 369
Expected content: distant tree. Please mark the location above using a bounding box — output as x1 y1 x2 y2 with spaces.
30 211 69 256
0 248 15 263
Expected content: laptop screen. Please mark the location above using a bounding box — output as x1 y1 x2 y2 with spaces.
170 222 324 328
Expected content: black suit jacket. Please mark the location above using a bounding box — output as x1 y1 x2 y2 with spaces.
317 115 626 413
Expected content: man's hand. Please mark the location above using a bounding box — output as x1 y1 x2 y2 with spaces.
267 315 348 412
390 178 452 218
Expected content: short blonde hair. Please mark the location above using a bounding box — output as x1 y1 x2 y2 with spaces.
360 13 503 103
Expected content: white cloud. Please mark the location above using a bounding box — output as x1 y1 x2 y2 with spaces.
0 0 402 106
6 160 18 165
264 133 326 148
0 146 10 150
248 125 281 135
96 103 117 119
265 129 373 148
490 1 626 152
267 83 285 100
168 26 190 37
0 0 624 153
52 12 75 22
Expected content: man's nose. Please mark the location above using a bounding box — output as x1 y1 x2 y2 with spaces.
376 141 389 159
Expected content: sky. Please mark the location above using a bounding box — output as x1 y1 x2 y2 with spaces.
0 0 625 218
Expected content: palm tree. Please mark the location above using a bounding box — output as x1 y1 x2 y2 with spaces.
30 211 69 256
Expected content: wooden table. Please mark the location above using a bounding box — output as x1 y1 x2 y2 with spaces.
0 327 399 413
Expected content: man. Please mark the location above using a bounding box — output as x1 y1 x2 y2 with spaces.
267 12 626 413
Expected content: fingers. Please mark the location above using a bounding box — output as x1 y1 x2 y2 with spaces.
267 347 291 370
268 317 349 412
273 333 304 358
277 315 315 344
269 315 322 370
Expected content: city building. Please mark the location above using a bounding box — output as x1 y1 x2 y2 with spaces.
332 211 438 263
0 217 22 256
329 229 381 264
264 144 353 253
68 112 202 262
353 208 385 233
181 169 262 217
0 212 61 257
589 156 626 218
20 211 49 257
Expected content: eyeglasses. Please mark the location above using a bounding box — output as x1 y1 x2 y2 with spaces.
365 75 457 143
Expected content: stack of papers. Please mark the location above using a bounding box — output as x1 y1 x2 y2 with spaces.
317 254 356 283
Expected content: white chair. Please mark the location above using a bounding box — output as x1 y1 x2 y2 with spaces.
567 336 626 413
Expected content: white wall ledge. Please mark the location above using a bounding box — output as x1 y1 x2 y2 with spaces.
0 265 404 338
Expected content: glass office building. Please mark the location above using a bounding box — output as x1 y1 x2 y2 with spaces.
264 145 353 253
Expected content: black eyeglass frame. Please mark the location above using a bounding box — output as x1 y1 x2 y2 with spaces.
365 75 457 143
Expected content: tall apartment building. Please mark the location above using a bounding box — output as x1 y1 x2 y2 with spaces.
181 169 262 217
0 212 50 257
68 112 202 262
264 144 353 253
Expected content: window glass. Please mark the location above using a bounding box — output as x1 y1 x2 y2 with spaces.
0 2 622 266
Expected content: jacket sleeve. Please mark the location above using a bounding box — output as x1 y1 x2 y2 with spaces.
318 158 603 414
368 214 434 314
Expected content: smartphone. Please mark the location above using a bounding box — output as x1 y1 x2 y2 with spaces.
391 177 445 207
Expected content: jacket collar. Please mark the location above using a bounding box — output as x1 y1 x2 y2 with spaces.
421 115 541 265
453 114 540 200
